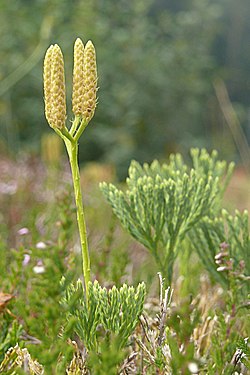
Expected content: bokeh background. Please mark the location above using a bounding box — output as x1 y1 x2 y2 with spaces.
0 3 250 371
1 0 250 178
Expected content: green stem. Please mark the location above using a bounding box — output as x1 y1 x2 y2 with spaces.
74 119 88 142
69 116 81 136
151 244 164 271
61 127 75 143
163 236 181 285
65 139 91 301
52 126 74 143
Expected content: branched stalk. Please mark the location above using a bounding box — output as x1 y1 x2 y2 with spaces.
43 38 97 303
74 119 88 142
61 127 75 143
69 116 81 137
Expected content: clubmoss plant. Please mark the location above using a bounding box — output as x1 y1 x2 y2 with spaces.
100 149 234 284
43 38 97 300
43 40 146 370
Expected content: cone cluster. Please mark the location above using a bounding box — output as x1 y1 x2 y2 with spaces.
43 38 97 130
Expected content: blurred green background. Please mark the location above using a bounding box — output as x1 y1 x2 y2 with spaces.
1 0 250 178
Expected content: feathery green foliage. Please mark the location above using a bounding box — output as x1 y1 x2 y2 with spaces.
189 209 250 295
100 148 234 283
61 279 146 352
